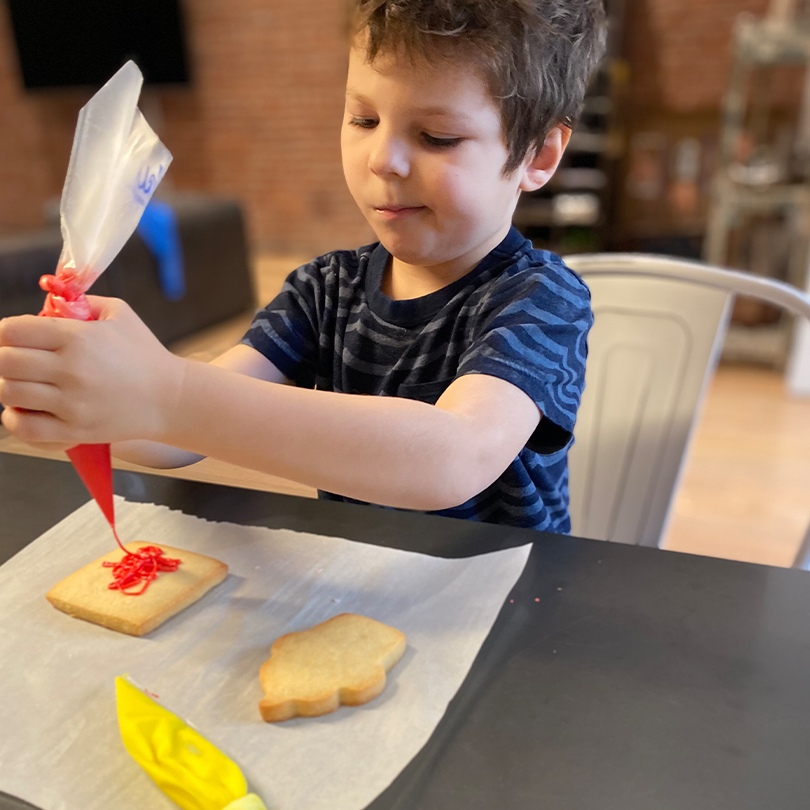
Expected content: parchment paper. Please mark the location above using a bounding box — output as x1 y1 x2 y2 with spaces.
0 497 531 810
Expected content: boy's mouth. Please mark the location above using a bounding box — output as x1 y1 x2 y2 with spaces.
373 205 426 220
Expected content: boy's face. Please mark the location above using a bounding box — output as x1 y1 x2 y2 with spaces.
341 42 529 271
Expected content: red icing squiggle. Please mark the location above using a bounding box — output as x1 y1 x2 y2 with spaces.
103 537 182 595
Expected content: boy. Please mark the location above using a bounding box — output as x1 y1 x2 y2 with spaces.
0 0 606 532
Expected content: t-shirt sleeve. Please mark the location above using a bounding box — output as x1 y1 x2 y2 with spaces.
239 257 327 388
457 259 593 454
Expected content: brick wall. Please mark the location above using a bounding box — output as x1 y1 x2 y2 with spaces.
0 0 374 255
0 0 795 254
625 0 797 112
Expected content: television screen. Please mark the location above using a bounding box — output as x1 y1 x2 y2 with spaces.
7 0 191 89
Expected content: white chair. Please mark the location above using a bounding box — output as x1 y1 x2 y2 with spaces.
562 252 810 569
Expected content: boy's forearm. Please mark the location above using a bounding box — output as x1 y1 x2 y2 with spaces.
111 439 204 469
161 359 483 510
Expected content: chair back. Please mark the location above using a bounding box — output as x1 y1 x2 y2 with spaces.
562 253 810 554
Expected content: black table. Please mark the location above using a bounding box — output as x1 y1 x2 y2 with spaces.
2 452 810 810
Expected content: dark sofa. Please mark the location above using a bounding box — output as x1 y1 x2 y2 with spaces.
0 195 256 346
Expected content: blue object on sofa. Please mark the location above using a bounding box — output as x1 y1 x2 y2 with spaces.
136 198 186 301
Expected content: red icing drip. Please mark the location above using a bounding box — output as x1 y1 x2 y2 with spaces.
102 544 182 596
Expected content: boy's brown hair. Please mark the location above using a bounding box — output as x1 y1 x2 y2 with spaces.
351 0 607 174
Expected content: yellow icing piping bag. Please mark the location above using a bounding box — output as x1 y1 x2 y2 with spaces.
115 676 267 810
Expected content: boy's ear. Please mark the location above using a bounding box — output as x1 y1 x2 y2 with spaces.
518 125 572 192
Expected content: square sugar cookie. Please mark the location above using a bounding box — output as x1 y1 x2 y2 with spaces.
46 542 228 637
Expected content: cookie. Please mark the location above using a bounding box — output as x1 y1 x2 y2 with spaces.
258 613 406 722
46 542 228 636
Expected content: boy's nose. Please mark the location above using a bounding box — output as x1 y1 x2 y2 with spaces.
368 132 410 179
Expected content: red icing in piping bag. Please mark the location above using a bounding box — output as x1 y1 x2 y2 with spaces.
39 272 92 320
39 271 113 529
39 270 180 593
39 272 113 535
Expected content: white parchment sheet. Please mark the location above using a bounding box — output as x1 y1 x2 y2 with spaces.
0 497 531 810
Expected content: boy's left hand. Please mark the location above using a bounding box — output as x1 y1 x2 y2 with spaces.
0 297 184 447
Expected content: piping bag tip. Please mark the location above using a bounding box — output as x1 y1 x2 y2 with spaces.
66 443 115 529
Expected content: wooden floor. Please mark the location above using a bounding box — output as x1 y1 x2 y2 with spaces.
662 364 810 568
2 252 809 569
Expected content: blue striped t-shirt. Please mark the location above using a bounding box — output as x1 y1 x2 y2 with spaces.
241 226 592 533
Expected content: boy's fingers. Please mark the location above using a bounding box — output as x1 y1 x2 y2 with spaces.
0 346 61 384
85 295 126 321
0 377 61 413
0 379 62 415
0 405 69 446
0 315 74 351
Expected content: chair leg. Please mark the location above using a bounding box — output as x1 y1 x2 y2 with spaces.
792 521 810 569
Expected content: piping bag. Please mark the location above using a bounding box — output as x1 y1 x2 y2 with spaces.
38 60 171 540
116 676 267 810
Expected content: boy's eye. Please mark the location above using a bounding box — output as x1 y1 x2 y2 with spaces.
422 133 463 148
347 117 463 149
348 116 377 129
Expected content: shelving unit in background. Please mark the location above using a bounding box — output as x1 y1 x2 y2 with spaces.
513 0 627 255
705 0 810 367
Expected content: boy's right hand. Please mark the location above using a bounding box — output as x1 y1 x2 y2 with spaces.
0 296 185 448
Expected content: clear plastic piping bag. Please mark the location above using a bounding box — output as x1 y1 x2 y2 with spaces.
38 60 172 534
